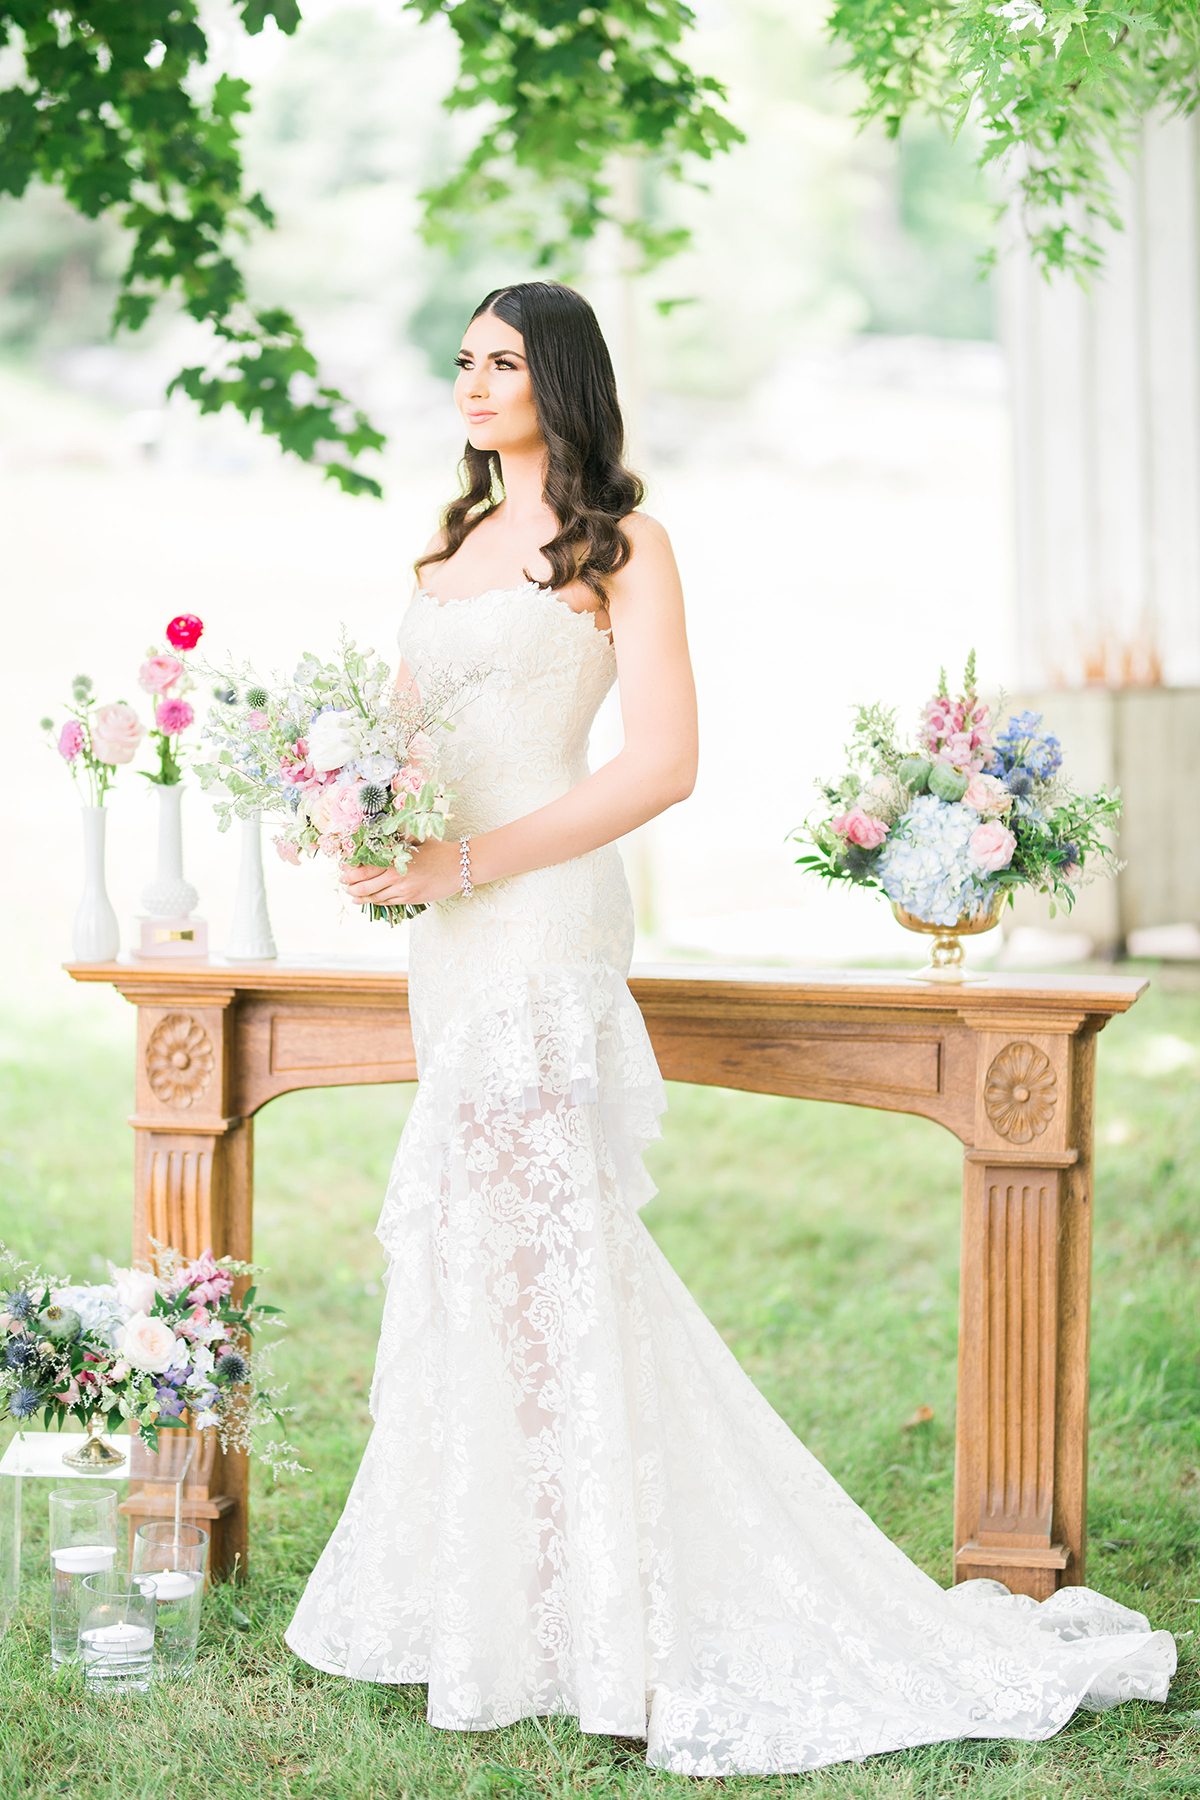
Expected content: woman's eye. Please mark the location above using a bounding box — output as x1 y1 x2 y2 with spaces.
453 356 470 370
494 359 514 370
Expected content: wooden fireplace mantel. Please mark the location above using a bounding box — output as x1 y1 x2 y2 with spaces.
66 955 1146 1597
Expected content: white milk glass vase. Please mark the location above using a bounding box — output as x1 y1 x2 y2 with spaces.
226 809 277 961
73 806 120 962
135 782 208 957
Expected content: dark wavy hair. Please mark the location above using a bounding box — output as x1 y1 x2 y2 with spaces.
415 282 645 600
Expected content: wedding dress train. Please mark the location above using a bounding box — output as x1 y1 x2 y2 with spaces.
285 584 1174 1775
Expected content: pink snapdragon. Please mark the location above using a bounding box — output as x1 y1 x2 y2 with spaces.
832 805 888 850
184 1249 233 1306
57 720 85 762
921 695 993 773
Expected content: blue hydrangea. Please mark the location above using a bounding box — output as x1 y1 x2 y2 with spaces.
989 710 1062 780
875 794 996 926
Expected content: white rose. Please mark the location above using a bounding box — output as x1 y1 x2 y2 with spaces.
306 709 359 772
116 1312 180 1374
109 1265 160 1316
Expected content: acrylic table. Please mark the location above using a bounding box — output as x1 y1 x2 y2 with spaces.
66 956 1146 1596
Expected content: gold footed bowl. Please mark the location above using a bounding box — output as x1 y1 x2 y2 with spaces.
62 1419 126 1470
891 892 1005 984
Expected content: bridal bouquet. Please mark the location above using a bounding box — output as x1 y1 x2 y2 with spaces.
0 1243 301 1474
794 655 1121 925
197 636 479 923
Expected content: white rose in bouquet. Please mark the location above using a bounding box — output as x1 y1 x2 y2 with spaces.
307 709 360 772
116 1312 180 1373
109 1265 161 1316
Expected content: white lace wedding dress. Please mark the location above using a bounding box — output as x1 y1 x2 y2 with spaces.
285 583 1175 1775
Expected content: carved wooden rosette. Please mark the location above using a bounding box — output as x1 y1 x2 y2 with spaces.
956 1009 1093 1600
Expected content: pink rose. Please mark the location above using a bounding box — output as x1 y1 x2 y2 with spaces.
405 729 436 766
58 720 85 762
90 702 145 765
314 784 364 836
274 835 302 865
318 831 343 858
392 763 426 798
54 1378 81 1406
138 654 184 695
832 805 888 850
964 773 1011 816
968 820 1016 872
155 698 194 735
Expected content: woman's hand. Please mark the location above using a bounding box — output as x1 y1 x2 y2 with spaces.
340 839 464 909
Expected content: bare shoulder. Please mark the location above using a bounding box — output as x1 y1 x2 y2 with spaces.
420 526 446 560
621 510 673 555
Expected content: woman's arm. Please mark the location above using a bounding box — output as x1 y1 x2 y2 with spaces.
341 515 697 908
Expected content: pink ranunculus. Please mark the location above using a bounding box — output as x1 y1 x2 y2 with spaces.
138 653 185 695
968 820 1017 872
165 614 203 652
90 702 145 765
274 835 302 866
57 720 85 762
964 773 1011 817
314 783 364 836
155 698 194 736
392 763 426 798
246 710 269 733
832 805 888 850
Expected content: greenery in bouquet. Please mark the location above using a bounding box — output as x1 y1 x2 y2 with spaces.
794 655 1121 927
137 613 205 786
196 635 482 923
0 1243 302 1476
41 676 146 807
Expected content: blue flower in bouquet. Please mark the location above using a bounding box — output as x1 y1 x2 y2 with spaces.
876 795 995 926
4 1335 38 1371
8 1385 41 1420
990 711 1062 780
3 1289 33 1322
51 1283 123 1344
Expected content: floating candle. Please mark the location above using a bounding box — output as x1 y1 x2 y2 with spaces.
145 1570 196 1600
80 1622 155 1651
52 1545 117 1574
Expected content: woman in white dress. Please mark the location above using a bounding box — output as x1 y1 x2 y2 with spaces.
285 281 1174 1775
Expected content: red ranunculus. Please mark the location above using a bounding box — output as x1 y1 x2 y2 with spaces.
165 614 204 651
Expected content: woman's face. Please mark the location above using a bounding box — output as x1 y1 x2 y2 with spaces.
454 312 542 455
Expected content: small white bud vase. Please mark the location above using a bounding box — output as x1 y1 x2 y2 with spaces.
134 782 208 959
226 809 277 961
72 805 120 963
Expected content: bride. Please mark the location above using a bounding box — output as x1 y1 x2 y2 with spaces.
285 280 1174 1774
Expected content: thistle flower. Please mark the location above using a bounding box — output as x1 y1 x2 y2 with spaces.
214 1350 249 1385
8 1386 41 1420
4 1289 33 1321
4 1336 38 1371
246 686 270 711
72 674 93 698
359 784 389 815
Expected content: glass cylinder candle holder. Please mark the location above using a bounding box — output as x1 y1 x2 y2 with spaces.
131 1521 209 1677
78 1570 157 1695
48 1486 119 1667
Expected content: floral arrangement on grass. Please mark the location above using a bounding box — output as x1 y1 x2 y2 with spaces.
0 1243 303 1475
138 613 205 786
41 676 146 806
196 634 481 923
793 655 1121 926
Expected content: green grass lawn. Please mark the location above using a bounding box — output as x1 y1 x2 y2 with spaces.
0 973 1197 1798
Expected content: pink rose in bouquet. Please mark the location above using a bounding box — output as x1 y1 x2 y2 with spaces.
392 763 427 798
832 805 888 849
139 653 185 694
315 784 365 836
90 702 145 765
968 820 1016 872
964 773 1012 817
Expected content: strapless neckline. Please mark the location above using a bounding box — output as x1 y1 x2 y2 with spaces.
415 583 613 641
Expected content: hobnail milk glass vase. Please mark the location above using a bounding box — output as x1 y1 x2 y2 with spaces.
142 782 199 919
73 805 120 962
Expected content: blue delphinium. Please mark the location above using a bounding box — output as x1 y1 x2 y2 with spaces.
875 795 996 926
989 710 1062 780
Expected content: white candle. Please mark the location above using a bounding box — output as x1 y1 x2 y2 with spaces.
52 1545 117 1574
80 1622 155 1651
145 1570 196 1600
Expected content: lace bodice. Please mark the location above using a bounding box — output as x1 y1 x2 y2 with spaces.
286 583 1174 1774
399 584 617 836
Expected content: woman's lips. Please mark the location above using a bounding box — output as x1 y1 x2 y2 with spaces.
466 410 497 424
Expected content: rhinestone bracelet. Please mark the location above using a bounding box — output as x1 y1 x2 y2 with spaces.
458 836 474 899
